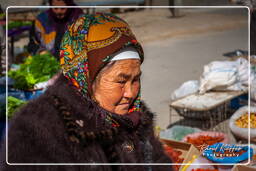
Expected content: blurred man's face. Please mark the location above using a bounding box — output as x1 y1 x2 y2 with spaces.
51 0 68 19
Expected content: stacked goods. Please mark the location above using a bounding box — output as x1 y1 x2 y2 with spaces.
235 112 256 128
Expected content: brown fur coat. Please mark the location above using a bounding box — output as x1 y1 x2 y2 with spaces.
0 75 173 171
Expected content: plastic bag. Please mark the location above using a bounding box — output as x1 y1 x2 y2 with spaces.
250 69 256 102
171 80 199 100
34 81 48 89
251 85 256 103
199 58 249 94
199 60 238 94
237 58 249 86
229 106 256 140
160 125 201 141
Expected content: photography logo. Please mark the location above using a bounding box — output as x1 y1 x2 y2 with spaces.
198 144 244 158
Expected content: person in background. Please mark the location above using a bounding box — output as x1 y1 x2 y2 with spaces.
230 0 256 55
169 0 176 17
28 0 83 59
249 0 256 55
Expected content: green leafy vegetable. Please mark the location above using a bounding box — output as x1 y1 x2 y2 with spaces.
7 96 26 119
4 21 32 30
9 53 60 90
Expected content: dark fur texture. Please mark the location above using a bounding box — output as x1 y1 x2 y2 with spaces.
0 75 173 171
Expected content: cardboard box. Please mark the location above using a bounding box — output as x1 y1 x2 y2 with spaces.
232 165 256 171
160 139 200 171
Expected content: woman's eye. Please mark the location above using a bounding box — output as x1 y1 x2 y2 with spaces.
132 78 140 83
117 80 126 84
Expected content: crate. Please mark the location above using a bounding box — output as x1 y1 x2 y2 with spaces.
160 139 200 171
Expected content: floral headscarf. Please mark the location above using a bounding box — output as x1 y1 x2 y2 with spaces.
60 13 144 113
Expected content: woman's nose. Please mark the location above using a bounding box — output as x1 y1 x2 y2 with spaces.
123 84 133 99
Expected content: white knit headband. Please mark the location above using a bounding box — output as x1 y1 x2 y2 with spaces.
111 47 140 61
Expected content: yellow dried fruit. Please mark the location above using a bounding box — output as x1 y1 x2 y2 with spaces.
235 113 256 128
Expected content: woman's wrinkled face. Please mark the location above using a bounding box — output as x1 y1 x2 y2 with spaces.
92 59 141 115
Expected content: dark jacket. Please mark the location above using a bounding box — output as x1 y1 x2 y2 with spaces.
0 75 173 171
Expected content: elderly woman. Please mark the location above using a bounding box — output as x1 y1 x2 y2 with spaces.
0 13 173 171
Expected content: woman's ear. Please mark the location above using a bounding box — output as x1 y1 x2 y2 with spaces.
91 81 98 103
91 80 97 96
91 72 102 100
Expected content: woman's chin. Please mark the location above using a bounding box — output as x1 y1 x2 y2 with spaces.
114 104 130 115
114 110 128 115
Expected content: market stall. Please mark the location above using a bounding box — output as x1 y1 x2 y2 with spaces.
159 55 256 171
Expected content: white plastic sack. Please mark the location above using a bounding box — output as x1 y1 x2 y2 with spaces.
250 68 256 102
34 73 60 89
199 60 238 94
199 58 249 94
34 81 48 89
171 80 199 100
229 106 256 140
237 58 249 86
251 86 256 103
224 82 247 91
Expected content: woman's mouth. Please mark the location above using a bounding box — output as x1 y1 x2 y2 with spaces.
119 103 130 109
